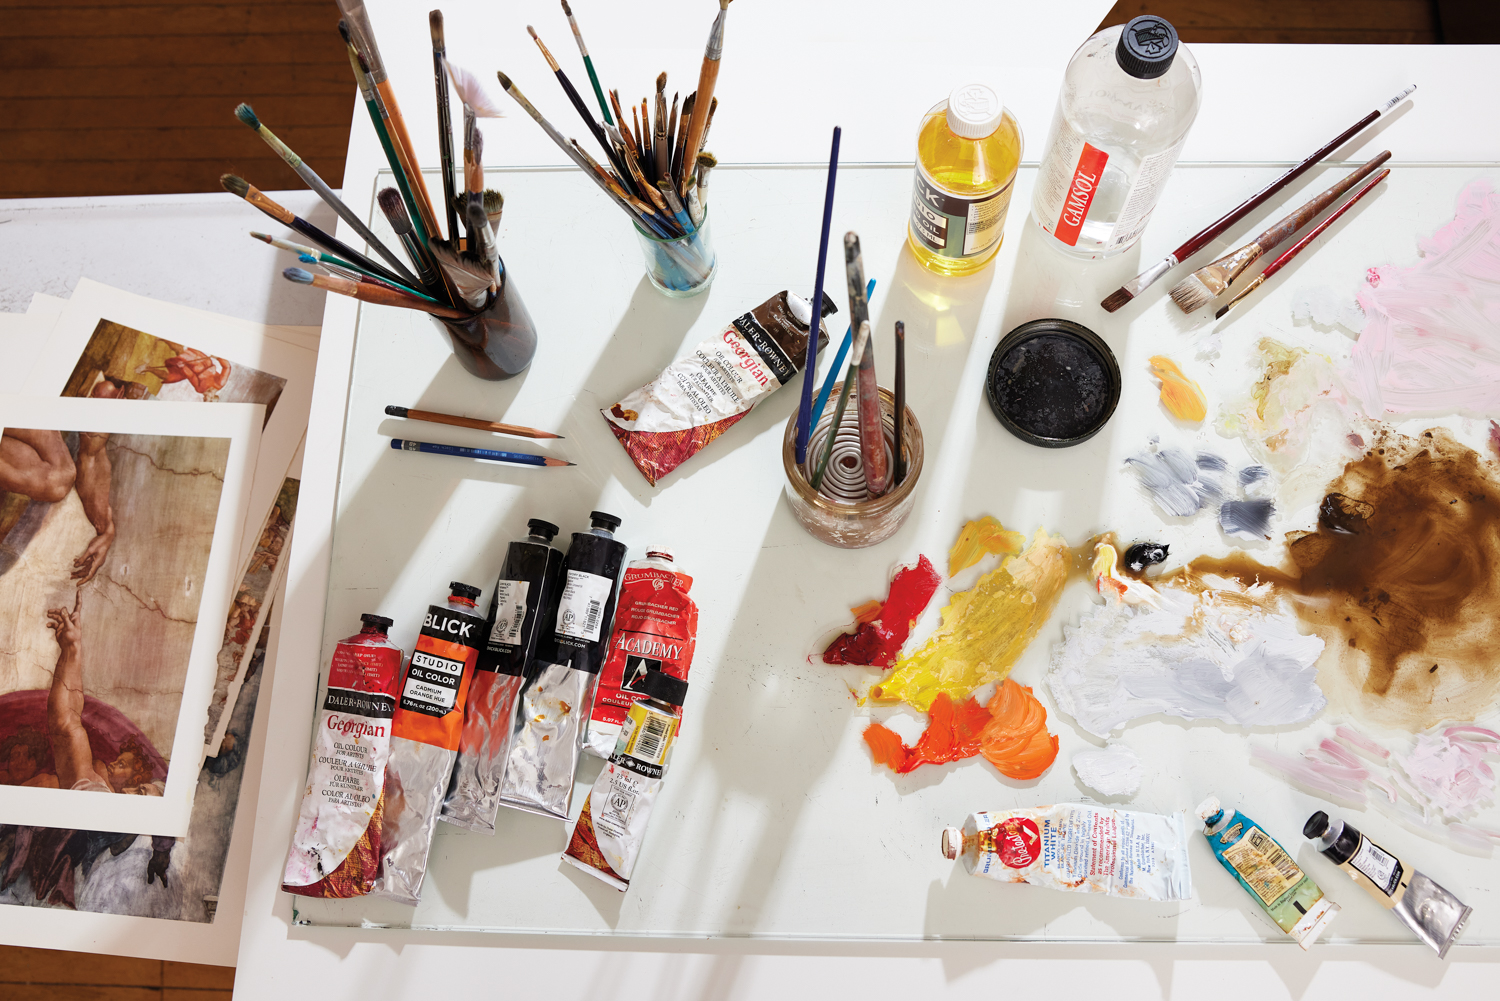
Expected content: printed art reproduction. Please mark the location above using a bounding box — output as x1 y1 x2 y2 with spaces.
0 397 260 836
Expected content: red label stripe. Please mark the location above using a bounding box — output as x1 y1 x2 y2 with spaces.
1053 142 1109 247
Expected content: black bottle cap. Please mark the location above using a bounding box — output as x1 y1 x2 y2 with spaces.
589 510 622 533
527 518 560 541
449 581 482 600
641 668 689 706
819 291 838 318
1116 15 1179 79
1303 811 1331 840
360 613 393 632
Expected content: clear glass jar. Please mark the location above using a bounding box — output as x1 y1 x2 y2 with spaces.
633 210 716 297
1031 16 1201 259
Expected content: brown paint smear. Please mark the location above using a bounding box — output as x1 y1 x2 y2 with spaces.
1182 428 1500 731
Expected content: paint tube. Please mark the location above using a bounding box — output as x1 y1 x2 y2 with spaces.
499 512 626 820
602 290 837 486
1305 811 1472 957
1196 796 1339 948
584 548 697 759
373 582 486 904
940 804 1192 901
441 520 566 833
282 614 404 898
563 670 688 890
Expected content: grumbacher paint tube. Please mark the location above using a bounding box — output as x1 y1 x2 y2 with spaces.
499 511 626 820
1305 811 1472 958
442 520 565 833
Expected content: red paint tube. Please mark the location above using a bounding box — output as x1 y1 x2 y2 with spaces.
584 549 697 759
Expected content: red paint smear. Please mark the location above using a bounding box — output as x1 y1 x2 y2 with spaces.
862 691 992 774
980 680 1059 780
823 555 942 667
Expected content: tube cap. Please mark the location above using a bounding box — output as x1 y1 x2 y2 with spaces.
527 518 560 541
1194 796 1223 824
644 547 675 563
786 291 840 329
946 84 1004 140
641 668 688 706
1303 811 1331 840
448 581 482 600
1116 16 1179 79
589 511 622 533
941 827 962 860
360 613 394 632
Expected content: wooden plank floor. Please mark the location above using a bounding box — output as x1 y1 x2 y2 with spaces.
0 945 234 999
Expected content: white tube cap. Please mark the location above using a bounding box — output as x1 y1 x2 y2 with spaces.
941 826 963 860
947 84 1004 139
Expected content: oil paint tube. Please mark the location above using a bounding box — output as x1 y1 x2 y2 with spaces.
941 804 1192 901
563 670 687 890
1197 796 1339 948
282 614 404 898
1305 811 1471 957
373 582 486 905
584 547 697 759
602 290 836 486
441 520 565 833
499 512 626 820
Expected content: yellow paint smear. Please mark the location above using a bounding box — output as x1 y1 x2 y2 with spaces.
1148 355 1207 423
872 528 1072 711
948 515 1025 576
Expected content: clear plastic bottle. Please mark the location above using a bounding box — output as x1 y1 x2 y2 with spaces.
1031 16 1201 259
907 83 1023 276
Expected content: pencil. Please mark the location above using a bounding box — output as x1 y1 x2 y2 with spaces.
385 405 563 440
795 126 841 466
561 0 612 125
390 438 574 467
282 267 468 318
893 320 906 486
679 1 731 197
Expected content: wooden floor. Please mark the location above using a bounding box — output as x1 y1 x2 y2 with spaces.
0 946 233 1000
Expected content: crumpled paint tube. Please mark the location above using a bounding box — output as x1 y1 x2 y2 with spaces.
373 582 486 905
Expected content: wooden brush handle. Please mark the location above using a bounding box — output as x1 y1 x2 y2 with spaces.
1254 151 1391 251
679 60 720 196
1262 168 1390 281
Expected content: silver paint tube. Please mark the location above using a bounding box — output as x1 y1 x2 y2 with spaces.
496 660 597 820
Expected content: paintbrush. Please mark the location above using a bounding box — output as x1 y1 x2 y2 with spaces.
430 11 459 243
811 324 866 492
812 278 876 430
297 253 443 304
1216 168 1390 320
845 236 888 496
666 92 682 184
377 188 440 289
560 0 612 125
233 103 421 289
1169 150 1391 313
672 93 695 185
696 151 717 210
385 404 563 439
678 0 731 197
893 320 906 486
696 96 719 161
639 98 654 181
221 174 412 289
684 173 702 228
527 24 623 180
657 180 694 233
843 232 871 337
466 201 501 280
484 189 504 230
653 74 670 182
795 126 841 466
253 233 433 301
429 243 496 309
283 266 467 318
462 110 482 248
1101 85 1415 312
569 138 672 235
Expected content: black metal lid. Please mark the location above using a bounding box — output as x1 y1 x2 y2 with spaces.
641 668 688 706
985 319 1121 448
360 613 394 631
1116 15 1179 79
527 518 560 541
589 510 622 533
448 581 482 600
1303 811 1331 840
819 291 838 318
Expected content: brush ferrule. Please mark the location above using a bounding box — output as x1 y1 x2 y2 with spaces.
1381 84 1417 113
705 10 726 60
245 186 294 225
1124 256 1176 296
1196 242 1265 297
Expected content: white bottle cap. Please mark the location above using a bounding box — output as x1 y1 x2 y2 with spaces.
941 826 963 860
946 84 1003 140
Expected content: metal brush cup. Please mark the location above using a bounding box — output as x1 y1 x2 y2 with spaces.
633 211 717 297
433 269 537 380
781 384 923 549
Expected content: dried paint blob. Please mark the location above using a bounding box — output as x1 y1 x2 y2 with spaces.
1123 542 1169 574
986 320 1120 447
948 515 1024 576
979 680 1059 780
1126 448 1226 517
822 555 942 668
1148 355 1207 423
1072 742 1143 798
1193 428 1500 730
1219 498 1275 540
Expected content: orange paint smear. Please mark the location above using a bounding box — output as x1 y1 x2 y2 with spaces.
1149 355 1207 423
862 692 992 774
980 680 1059 780
850 600 883 626
948 516 1026 576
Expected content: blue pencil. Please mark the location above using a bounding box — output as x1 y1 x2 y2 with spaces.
811 277 875 430
390 438 574 467
795 126 841 466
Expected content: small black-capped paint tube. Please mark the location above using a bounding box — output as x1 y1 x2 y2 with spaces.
1305 811 1473 958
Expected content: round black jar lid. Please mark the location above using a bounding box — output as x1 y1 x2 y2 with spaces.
985 319 1121 448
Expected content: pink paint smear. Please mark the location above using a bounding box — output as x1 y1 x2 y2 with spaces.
1350 180 1500 416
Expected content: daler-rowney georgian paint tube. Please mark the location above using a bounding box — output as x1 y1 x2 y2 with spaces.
499 512 626 820
564 669 688 890
940 804 1193 901
282 614 404 898
1305 811 1472 957
583 547 697 759
1196 796 1339 948
602 290 837 486
372 582 486 905
441 519 565 833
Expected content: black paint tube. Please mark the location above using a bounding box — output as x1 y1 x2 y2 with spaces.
441 519 566 833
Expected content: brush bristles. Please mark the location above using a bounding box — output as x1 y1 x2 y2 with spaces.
496 70 513 90
233 102 260 130
429 9 443 42
220 173 249 197
526 24 538 39
561 0 572 13
283 267 314 284
376 188 412 235
1100 287 1135 313
249 230 272 243
483 188 503 216
1168 273 1214 314
656 72 666 93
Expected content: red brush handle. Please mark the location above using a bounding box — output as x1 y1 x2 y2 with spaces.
1260 168 1390 281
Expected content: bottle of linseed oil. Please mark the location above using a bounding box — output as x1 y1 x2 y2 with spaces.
906 84 1023 277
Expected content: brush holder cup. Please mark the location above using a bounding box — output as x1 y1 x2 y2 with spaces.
433 269 538 380
633 210 717 298
781 384 924 549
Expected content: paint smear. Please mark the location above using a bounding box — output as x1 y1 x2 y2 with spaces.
1148 355 1207 423
1126 448 1226 517
1192 428 1500 731
872 529 1071 711
822 555 942 668
980 679 1060 780
1123 542 1169 575
1073 742 1143 798
1219 498 1275 540
948 516 1025 576
862 692 993 774
1349 180 1500 416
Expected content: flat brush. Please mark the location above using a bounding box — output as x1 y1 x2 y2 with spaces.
1101 84 1416 313
679 0 731 197
1216 168 1390 320
233 103 420 289
384 404 563 440
221 174 411 290
561 0 612 125
484 188 504 230
377 187 439 289
430 11 459 244
283 266 466 318
527 24 621 179
466 201 501 282
1169 149 1391 313
430 242 495 310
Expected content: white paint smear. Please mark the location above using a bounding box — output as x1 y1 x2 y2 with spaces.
1073 742 1143 798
